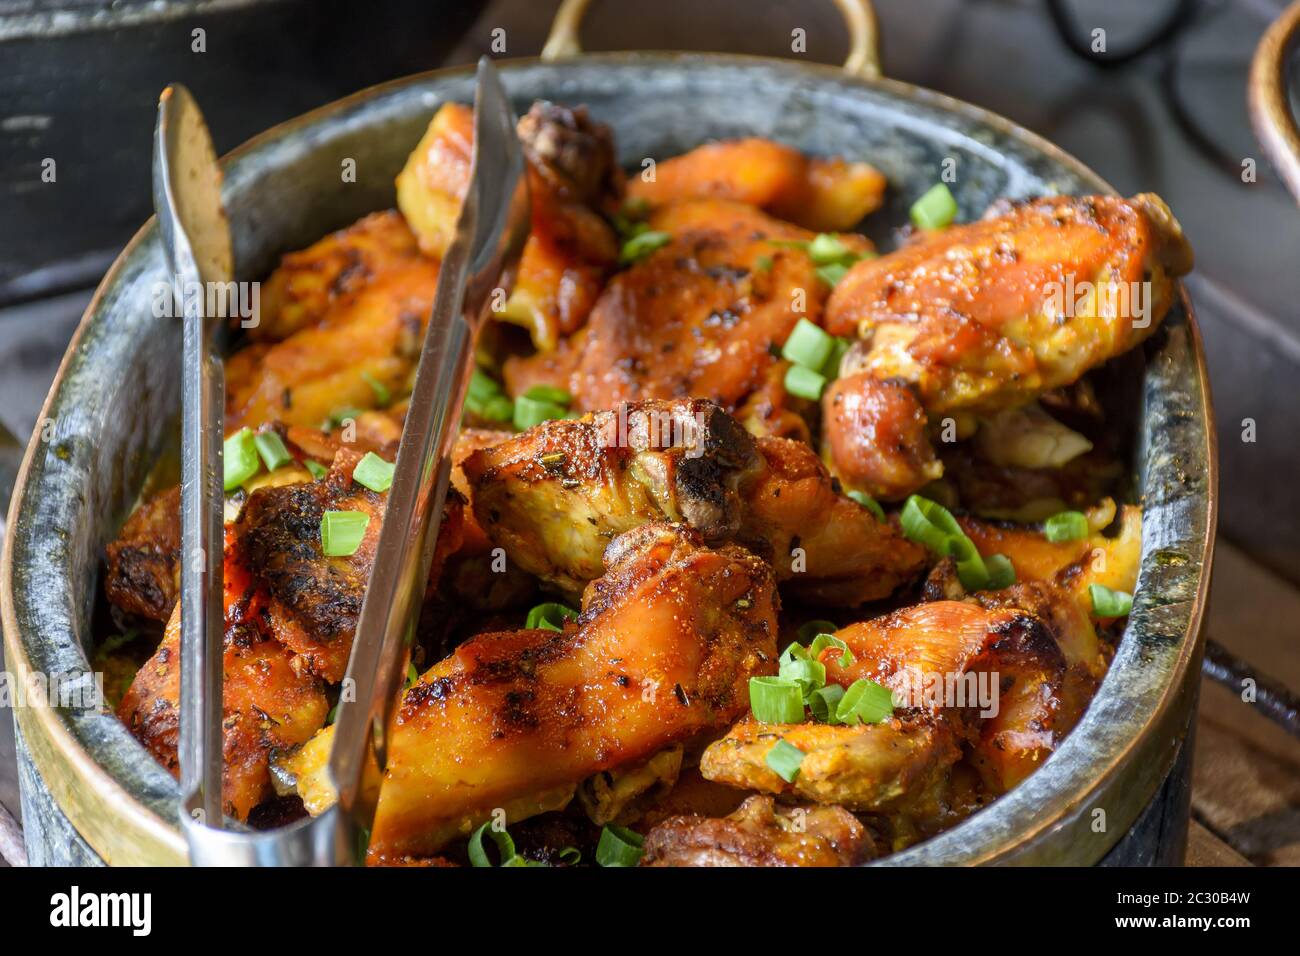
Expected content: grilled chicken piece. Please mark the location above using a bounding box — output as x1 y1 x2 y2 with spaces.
256 211 425 342
641 794 877 867
627 138 886 232
119 448 464 819
229 448 464 682
701 715 960 812
396 101 620 350
118 600 328 820
821 193 1193 497
745 433 925 605
229 450 386 683
464 399 759 590
225 260 440 432
957 502 1142 622
572 199 871 412
105 485 182 622
463 398 923 601
821 375 942 501
823 601 1073 794
704 598 1079 807
288 522 779 858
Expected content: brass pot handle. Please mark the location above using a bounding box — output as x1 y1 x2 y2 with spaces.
541 0 881 79
1249 0 1300 204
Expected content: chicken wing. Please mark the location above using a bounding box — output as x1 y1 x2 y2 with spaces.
823 601 1073 793
287 522 779 858
396 101 621 351
229 448 463 682
957 501 1142 624
255 210 425 342
118 447 465 819
701 715 960 812
462 398 923 602
225 260 440 432
821 193 1193 498
627 138 886 232
118 590 329 820
641 794 877 867
571 199 871 412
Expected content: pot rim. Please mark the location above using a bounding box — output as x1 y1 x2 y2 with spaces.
1 51 1217 866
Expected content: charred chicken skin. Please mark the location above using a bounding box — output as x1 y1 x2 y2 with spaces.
288 523 779 858
116 446 464 820
462 398 924 602
821 194 1193 498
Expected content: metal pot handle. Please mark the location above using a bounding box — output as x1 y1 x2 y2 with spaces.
541 0 881 79
1249 0 1300 204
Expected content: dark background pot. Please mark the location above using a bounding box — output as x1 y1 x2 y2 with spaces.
0 52 1215 865
0 0 487 306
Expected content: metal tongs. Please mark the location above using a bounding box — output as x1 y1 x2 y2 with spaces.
155 58 529 865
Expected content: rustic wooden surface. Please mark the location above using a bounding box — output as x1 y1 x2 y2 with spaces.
1192 545 1300 867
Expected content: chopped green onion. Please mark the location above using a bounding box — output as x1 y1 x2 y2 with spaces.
361 370 392 406
523 384 572 407
352 452 395 493
781 318 834 370
815 262 852 288
900 494 966 551
765 739 806 782
320 510 370 557
468 821 520 867
910 182 958 230
513 394 569 431
468 821 548 867
223 428 260 491
1090 584 1133 617
1044 510 1089 543
754 254 774 273
808 633 855 668
595 825 644 867
822 336 852 380
304 459 328 480
619 229 671 265
479 395 515 423
525 602 578 631
836 678 895 726
784 363 827 401
985 553 1016 590
558 846 582 865
748 675 806 724
808 232 854 265
469 368 505 404
899 495 996 590
779 654 826 695
796 620 840 645
946 532 992 592
808 684 845 725
405 661 419 688
252 429 292 473
847 490 885 521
